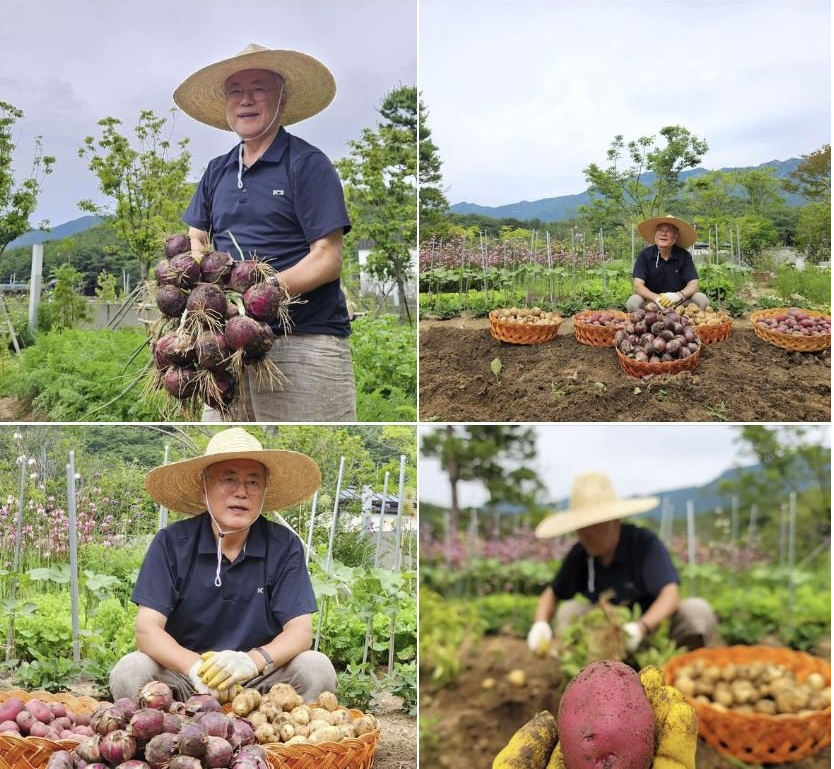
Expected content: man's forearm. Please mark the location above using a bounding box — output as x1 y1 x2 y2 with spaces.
277 230 343 296
679 280 699 300
641 583 680 633
250 623 313 673
137 624 201 675
634 280 659 303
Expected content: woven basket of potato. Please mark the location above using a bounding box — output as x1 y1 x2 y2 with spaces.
616 342 701 378
0 690 105 769
223 687 381 769
693 316 733 345
572 311 628 347
489 308 562 344
663 646 831 763
750 308 831 352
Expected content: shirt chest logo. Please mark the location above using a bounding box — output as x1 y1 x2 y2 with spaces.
257 587 264 594
273 189 284 196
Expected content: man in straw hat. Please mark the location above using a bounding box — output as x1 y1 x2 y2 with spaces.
526 471 717 657
109 427 337 703
175 44 356 422
626 215 710 313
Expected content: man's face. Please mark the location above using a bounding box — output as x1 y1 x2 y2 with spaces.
202 458 267 530
654 224 679 250
577 519 621 557
224 69 285 140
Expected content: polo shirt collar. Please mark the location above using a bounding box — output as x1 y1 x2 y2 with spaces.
196 512 266 557
221 127 290 172
581 528 628 569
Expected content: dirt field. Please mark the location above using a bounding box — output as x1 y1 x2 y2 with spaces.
420 635 831 769
419 317 831 422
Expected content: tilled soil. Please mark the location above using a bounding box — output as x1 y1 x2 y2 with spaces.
419 318 831 422
420 635 831 769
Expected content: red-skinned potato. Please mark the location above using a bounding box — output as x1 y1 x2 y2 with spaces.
558 660 656 769
0 697 24 723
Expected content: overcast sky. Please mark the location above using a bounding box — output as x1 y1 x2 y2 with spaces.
420 0 831 207
418 424 832 508
2 0 416 227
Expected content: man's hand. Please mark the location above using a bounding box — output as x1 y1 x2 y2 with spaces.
623 621 645 653
187 660 240 703
493 666 697 769
526 621 553 655
198 649 258 691
658 292 682 308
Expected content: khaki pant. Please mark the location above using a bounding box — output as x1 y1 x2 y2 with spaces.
109 650 337 704
626 292 710 314
203 333 356 422
554 596 718 650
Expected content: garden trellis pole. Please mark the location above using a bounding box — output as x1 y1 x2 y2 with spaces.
157 445 170 531
5 455 27 661
686 500 696 596
304 491 319 566
314 456 345 652
373 473 391 568
28 244 43 339
730 496 739 600
748 504 757 541
388 454 407 674
736 223 741 263
547 231 554 305
786 493 796 634
67 452 81 663
778 502 787 568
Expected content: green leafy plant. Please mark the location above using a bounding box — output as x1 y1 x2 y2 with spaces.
95 270 118 302
40 263 92 332
14 656 84 692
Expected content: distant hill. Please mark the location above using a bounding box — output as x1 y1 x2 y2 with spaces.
7 215 104 248
451 158 805 222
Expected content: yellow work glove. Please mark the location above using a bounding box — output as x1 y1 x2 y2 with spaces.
187 659 241 703
198 649 258 691
494 666 697 769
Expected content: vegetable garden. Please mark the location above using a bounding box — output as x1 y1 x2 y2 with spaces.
418 234 830 422
419 432 831 768
0 425 417 769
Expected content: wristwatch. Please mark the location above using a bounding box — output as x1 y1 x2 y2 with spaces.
252 646 275 675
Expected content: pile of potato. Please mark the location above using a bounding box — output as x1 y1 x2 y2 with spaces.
231 683 378 746
679 303 730 327
673 659 830 716
492 307 560 325
576 311 626 328
756 308 831 337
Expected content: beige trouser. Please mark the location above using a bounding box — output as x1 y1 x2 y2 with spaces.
109 650 337 704
203 332 356 422
554 596 718 650
626 292 710 314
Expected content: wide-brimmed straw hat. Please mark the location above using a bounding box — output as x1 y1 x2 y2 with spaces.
637 215 697 249
173 43 336 130
145 428 321 515
535 472 659 539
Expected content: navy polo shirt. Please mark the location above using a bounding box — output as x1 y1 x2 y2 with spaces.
131 514 317 652
183 126 352 336
633 245 699 294
551 523 679 613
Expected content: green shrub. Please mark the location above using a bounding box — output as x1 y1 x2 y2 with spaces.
472 593 540 636
772 265 831 307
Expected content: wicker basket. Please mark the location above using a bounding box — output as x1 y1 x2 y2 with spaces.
573 311 628 347
750 308 831 352
663 646 831 764
0 690 104 769
693 316 733 345
616 342 701 378
489 311 561 345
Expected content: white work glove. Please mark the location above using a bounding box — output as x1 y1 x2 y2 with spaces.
658 292 682 308
198 649 258 691
527 621 553 654
623 621 645 653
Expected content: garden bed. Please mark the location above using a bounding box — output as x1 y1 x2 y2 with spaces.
420 635 831 769
419 317 830 421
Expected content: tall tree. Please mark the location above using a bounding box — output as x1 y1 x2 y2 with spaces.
418 96 448 232
0 102 55 260
421 425 543 533
783 144 831 202
582 126 708 230
78 109 192 280
336 86 418 323
733 167 781 214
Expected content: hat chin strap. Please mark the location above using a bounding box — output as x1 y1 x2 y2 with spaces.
232 82 285 190
204 477 265 587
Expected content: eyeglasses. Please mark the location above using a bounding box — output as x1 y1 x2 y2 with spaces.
206 473 265 494
224 86 279 102
655 226 678 235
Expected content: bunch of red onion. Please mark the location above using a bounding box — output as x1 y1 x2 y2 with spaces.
616 302 700 364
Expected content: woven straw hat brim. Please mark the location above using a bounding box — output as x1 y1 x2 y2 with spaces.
535 495 659 539
145 449 321 515
637 216 697 249
173 45 336 130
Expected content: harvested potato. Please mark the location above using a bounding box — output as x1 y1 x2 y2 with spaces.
269 683 300 711
260 702 281 722
290 706 311 725
506 669 527 687
232 688 262 716
330 709 352 726
278 723 295 742
248 711 268 728
317 691 339 712
308 718 331 733
352 714 378 736
286 735 309 745
309 726 343 744
337 724 355 740
255 723 279 744
309 707 333 724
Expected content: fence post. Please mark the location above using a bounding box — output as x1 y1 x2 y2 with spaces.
388 454 408 674
315 456 346 652
28 244 43 338
157 445 170 531
787 493 796 634
373 473 390 568
686 500 696 596
67 452 81 663
5 455 27 661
